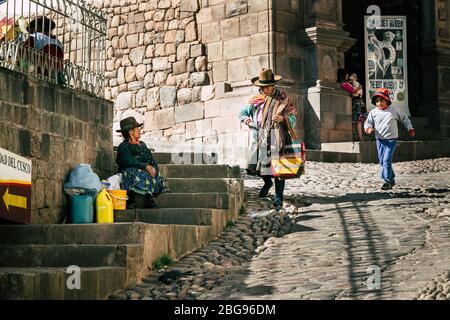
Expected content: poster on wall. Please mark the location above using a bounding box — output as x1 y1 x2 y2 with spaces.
364 15 410 115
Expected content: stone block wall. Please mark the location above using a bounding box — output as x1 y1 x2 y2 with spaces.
0 67 114 224
274 0 303 84
303 85 352 149
97 0 306 165
99 0 218 145
95 0 449 162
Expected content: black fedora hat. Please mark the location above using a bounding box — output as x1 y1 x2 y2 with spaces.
27 16 56 33
116 117 143 133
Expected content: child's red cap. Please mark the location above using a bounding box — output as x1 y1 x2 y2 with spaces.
371 88 392 106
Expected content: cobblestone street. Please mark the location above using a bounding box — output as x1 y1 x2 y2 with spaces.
200 158 450 300
113 158 450 300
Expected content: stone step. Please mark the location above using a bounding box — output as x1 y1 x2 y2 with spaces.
159 164 241 179
0 266 126 300
156 193 231 209
0 244 143 268
0 222 215 299
309 140 450 163
152 152 218 165
306 150 359 163
0 223 214 260
115 208 225 226
114 209 234 238
165 178 231 193
321 142 360 153
0 223 149 245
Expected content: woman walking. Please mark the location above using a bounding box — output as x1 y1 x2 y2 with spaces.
239 68 298 211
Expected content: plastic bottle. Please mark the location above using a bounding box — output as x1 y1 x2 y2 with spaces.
96 182 114 223
71 194 93 224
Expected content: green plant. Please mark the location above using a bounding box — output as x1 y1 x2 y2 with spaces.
239 206 247 216
152 260 163 271
226 220 236 228
160 253 173 265
152 253 173 270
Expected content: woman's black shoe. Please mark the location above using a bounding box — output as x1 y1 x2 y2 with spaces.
259 180 273 198
135 193 147 208
274 199 283 211
127 191 136 209
146 195 157 208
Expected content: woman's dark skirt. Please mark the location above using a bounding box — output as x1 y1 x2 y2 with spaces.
122 167 166 196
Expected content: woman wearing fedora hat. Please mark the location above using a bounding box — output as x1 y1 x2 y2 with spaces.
116 117 167 208
239 68 298 211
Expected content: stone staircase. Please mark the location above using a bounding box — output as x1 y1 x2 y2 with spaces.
0 223 140 299
115 157 244 240
0 152 244 299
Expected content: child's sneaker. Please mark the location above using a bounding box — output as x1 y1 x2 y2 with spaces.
381 182 392 190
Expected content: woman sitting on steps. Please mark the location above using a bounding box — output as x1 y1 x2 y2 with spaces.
116 117 167 209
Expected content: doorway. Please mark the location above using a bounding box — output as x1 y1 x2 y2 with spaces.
342 0 423 117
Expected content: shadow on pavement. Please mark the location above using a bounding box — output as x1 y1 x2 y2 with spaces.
304 192 445 205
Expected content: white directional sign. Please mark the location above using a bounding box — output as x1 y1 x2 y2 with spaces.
0 147 32 224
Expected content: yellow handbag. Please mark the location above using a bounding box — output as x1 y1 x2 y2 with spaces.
271 115 305 179
271 141 305 179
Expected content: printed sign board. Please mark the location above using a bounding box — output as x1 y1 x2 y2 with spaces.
364 15 410 115
0 147 32 224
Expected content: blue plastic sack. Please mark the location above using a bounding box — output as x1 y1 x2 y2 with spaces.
64 164 102 198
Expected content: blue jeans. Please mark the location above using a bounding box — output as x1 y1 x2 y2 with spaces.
376 139 397 183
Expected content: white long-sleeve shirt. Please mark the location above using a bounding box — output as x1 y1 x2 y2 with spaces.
364 106 413 140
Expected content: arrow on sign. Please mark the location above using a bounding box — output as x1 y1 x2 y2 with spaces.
2 188 27 211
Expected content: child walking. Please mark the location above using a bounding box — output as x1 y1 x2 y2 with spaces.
364 88 415 190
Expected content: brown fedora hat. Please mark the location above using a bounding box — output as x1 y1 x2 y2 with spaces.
251 68 282 87
116 117 143 132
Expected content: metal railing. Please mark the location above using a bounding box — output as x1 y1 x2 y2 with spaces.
0 0 106 97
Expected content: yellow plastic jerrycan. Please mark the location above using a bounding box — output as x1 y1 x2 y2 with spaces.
96 182 114 223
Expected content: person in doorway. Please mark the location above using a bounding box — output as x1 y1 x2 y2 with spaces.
116 117 167 208
349 72 368 142
364 88 415 190
337 69 367 142
239 68 298 211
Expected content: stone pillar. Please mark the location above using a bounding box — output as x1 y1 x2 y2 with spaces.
300 0 354 149
421 0 450 138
